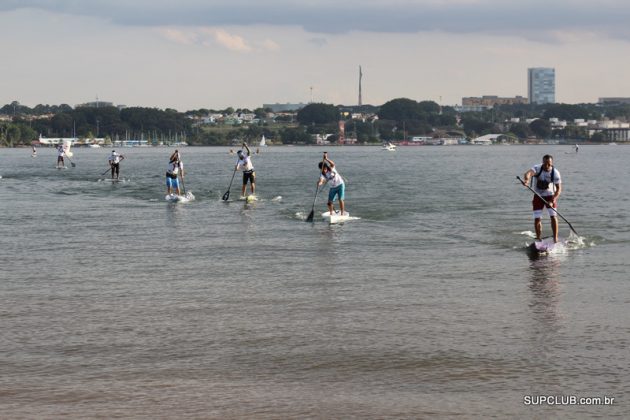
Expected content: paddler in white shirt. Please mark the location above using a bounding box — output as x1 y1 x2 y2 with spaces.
522 154 562 243
166 150 184 196
236 143 256 197
56 143 65 168
316 152 346 216
108 150 125 179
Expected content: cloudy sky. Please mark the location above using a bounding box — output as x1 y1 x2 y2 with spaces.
1 0 629 111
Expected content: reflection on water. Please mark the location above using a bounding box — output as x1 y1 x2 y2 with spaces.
528 255 564 328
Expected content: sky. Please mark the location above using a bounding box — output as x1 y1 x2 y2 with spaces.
1 0 630 111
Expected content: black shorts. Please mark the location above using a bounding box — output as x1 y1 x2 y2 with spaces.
243 171 255 185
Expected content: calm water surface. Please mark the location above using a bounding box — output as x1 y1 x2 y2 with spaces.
1 145 629 418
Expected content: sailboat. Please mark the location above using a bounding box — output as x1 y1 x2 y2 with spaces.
381 142 397 151
259 135 267 147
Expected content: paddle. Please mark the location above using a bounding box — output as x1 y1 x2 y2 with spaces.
66 156 76 168
179 172 186 196
222 166 238 201
305 185 320 223
305 155 327 222
101 167 112 176
516 176 579 236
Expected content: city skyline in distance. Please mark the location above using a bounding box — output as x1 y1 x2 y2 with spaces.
1 1 630 111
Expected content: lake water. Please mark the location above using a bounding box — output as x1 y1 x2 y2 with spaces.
1 145 629 418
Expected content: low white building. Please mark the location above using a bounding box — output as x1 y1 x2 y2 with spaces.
470 134 500 145
37 135 78 145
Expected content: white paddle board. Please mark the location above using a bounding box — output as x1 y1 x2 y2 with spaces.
165 192 195 203
528 237 567 255
238 195 258 202
321 210 351 224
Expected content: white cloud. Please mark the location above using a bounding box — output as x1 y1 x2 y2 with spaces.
200 28 253 53
259 39 280 51
161 26 278 53
159 28 198 45
211 29 252 52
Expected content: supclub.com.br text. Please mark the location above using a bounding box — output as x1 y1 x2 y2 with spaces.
524 395 615 406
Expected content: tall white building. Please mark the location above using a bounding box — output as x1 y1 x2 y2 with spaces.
528 68 555 104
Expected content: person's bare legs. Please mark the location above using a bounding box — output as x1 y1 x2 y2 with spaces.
551 216 558 242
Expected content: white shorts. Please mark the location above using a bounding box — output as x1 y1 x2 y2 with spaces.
533 207 558 219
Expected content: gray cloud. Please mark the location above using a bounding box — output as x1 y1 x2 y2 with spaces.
3 0 630 42
307 38 328 47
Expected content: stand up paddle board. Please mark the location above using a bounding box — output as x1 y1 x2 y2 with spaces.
238 195 258 203
321 210 351 224
165 192 195 203
528 237 566 255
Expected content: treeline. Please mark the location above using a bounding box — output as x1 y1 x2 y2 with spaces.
3 99 630 147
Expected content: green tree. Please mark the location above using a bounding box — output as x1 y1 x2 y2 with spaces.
604 104 630 120
590 132 606 142
297 103 339 125
348 120 374 142
280 127 312 144
418 100 440 114
529 119 552 139
461 117 495 137
5 125 20 147
244 124 263 142
378 98 423 121
542 104 591 121
50 113 74 136
509 123 532 139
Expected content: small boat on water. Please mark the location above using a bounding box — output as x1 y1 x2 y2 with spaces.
382 142 397 151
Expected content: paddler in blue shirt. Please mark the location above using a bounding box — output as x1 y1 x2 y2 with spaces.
316 152 346 216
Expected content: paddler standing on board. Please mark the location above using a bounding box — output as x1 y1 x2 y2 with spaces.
166 150 184 196
521 154 562 243
56 143 65 168
316 152 346 216
236 143 255 198
108 150 125 180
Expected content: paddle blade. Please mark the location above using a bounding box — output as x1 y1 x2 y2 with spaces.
70 161 76 167
305 209 314 222
222 190 230 201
